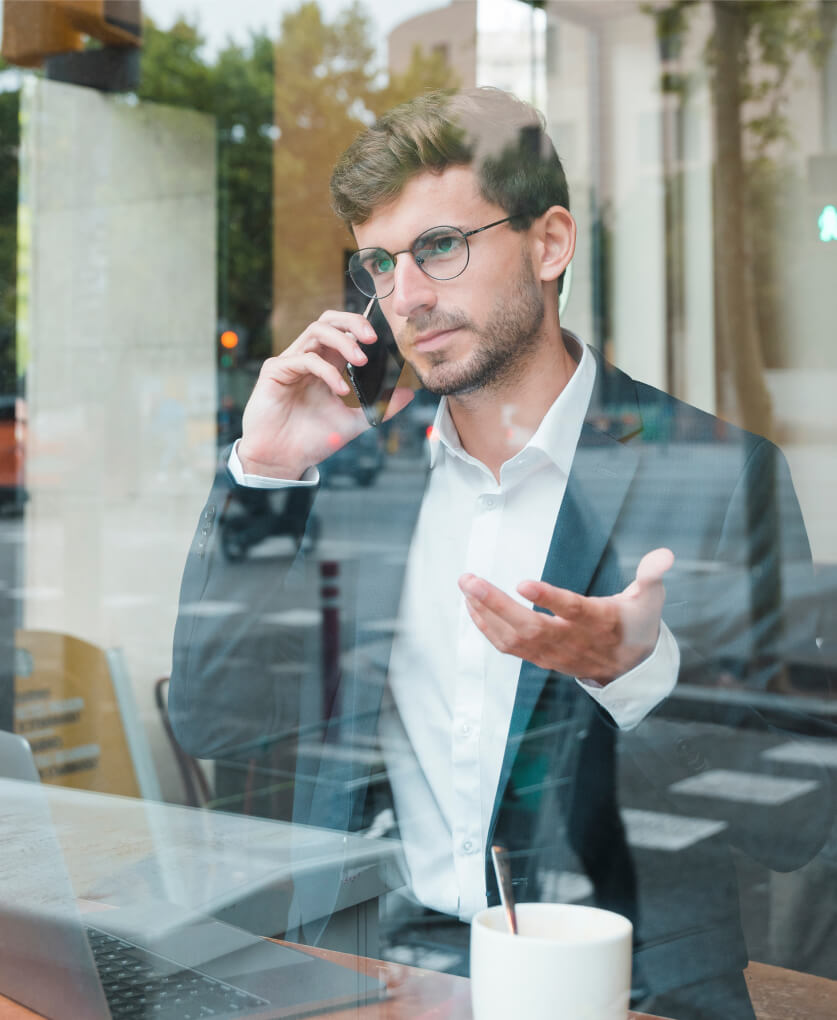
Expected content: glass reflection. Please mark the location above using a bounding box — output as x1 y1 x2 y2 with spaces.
0 4 834 1020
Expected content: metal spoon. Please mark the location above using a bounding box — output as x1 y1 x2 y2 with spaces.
491 844 518 935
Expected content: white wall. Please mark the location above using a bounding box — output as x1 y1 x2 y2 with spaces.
17 79 217 801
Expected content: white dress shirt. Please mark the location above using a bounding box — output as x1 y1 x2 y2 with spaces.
228 335 678 920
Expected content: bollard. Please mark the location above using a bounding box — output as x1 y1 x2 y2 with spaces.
320 560 341 723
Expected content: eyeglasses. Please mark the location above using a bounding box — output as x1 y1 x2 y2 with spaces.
347 217 514 299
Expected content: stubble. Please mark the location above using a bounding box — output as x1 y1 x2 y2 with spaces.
400 254 546 397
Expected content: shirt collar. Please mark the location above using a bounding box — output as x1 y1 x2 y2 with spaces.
427 330 596 475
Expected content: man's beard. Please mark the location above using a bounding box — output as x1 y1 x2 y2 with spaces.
398 256 546 397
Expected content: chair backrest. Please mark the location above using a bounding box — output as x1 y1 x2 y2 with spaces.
14 629 160 799
154 676 211 807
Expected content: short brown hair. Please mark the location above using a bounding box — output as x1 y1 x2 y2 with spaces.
330 87 569 230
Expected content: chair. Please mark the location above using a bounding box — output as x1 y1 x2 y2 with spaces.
154 676 211 807
14 629 161 800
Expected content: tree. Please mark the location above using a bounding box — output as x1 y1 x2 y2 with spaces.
137 3 456 361
271 2 456 348
138 17 275 359
372 42 458 116
0 62 20 395
647 0 835 439
271 2 377 342
0 4 457 378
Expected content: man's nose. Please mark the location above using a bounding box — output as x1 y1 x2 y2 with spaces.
390 254 437 319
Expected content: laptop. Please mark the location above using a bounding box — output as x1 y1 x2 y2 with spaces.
0 731 387 1019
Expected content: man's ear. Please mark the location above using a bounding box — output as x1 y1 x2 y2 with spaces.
533 206 576 284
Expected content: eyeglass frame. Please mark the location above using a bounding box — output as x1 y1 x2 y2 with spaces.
347 216 517 299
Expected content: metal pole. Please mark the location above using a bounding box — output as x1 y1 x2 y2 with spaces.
320 560 341 722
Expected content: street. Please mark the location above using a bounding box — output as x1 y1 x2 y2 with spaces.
205 448 837 979
4 447 835 980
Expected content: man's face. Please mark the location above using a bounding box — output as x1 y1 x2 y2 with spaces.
352 167 546 397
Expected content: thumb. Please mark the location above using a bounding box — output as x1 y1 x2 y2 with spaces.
624 547 675 597
637 547 675 584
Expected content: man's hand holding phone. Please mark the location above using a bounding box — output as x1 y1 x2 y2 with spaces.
237 309 413 481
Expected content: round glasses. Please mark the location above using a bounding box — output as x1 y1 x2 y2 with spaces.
347 216 514 299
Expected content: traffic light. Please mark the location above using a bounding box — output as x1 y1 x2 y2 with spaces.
2 1 141 76
819 205 837 244
219 328 242 369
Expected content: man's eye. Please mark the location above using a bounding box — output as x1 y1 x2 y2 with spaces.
370 253 394 275
420 233 462 259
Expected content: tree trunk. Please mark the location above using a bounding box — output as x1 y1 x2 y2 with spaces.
711 0 774 439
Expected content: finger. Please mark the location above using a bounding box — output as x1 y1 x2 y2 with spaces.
459 574 532 628
317 309 378 344
294 322 373 367
623 547 675 597
516 579 587 621
269 351 351 397
463 595 529 656
467 595 610 673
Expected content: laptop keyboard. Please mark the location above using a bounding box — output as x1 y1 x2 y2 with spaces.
86 926 271 1020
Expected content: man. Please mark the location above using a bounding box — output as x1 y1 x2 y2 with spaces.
171 88 825 1020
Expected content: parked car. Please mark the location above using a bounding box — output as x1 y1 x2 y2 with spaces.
319 427 385 487
0 396 26 515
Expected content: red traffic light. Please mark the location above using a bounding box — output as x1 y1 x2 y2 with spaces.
220 330 239 350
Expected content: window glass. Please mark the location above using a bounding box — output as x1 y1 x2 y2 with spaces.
0 2 834 1018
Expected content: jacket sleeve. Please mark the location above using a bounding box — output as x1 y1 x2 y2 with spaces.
169 461 319 761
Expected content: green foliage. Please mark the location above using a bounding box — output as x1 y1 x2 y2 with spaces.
372 43 460 117
648 1 827 155
137 2 456 361
734 1 831 157
272 3 456 337
136 18 213 112
642 0 699 60
650 0 834 156
642 0 835 427
0 60 20 393
272 2 378 321
0 4 458 374
137 16 275 357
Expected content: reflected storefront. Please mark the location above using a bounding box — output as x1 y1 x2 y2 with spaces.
0 2 835 1020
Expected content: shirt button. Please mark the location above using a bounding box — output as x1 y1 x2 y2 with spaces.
460 723 471 737
480 495 497 509
462 840 474 854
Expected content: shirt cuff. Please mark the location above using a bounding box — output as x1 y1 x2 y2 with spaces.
576 620 680 730
228 439 319 488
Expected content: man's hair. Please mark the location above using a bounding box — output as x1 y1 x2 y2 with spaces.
330 87 569 231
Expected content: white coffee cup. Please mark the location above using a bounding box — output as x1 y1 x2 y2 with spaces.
470 902 632 1020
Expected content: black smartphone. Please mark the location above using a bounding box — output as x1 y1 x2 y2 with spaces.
346 298 407 427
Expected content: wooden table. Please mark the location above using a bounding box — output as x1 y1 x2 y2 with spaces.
278 951 837 1020
0 947 833 1018
271 942 672 1019
745 962 837 1020
0 940 669 1019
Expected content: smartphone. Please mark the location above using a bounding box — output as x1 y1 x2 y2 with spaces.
346 298 408 427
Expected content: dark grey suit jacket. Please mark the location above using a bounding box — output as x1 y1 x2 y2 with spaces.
170 349 830 1011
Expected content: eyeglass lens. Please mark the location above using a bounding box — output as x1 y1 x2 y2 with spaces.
349 226 470 299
